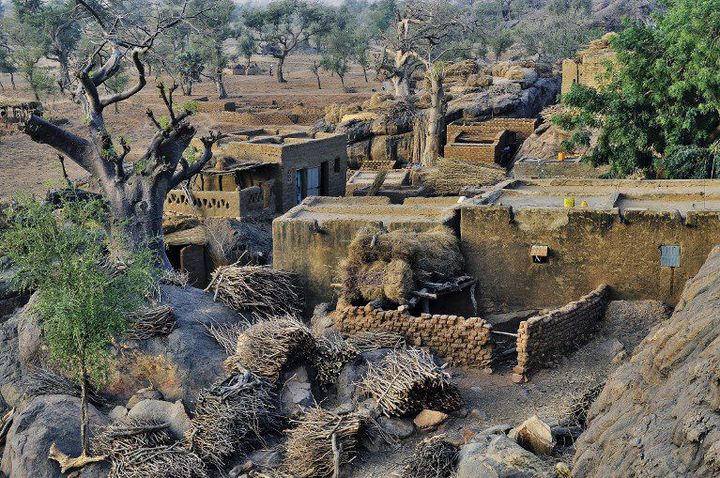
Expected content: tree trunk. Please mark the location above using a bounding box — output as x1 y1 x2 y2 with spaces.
315 73 321 89
363 67 368 83
422 74 446 166
245 58 251 76
216 73 228 99
79 365 89 457
276 56 287 83
58 58 71 94
340 75 346 91
391 75 410 98
10 73 16 90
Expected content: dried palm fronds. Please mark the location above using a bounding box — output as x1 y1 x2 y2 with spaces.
312 331 406 388
225 316 316 382
187 371 280 468
400 435 458 478
204 319 252 356
360 349 463 417
206 265 302 319
24 367 107 406
93 418 207 478
284 408 364 478
423 157 506 195
128 305 176 340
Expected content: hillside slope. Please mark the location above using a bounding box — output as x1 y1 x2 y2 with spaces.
573 246 720 477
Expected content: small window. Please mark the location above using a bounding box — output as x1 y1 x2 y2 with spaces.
530 245 549 264
660 245 681 268
334 157 341 173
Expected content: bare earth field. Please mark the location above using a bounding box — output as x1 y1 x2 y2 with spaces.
0 54 382 199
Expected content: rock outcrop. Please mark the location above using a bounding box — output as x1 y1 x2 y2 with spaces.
574 245 720 477
456 433 552 478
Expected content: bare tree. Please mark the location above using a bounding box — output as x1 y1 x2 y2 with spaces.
19 0 221 267
375 13 422 98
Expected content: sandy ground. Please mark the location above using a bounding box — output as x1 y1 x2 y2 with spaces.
0 54 382 199
346 299 671 477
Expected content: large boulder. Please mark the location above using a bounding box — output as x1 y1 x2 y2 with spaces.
127 399 191 440
279 365 314 419
0 394 109 478
573 246 720 477
0 313 23 409
108 284 245 409
456 433 553 478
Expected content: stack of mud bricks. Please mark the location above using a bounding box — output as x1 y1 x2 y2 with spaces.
513 284 610 383
335 305 495 368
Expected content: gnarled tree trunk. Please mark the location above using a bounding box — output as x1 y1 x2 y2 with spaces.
276 55 287 83
422 71 446 166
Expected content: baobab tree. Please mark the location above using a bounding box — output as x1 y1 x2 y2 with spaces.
20 0 221 267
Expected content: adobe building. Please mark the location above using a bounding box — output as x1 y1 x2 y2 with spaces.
561 35 617 95
444 118 539 168
274 179 720 313
165 128 348 219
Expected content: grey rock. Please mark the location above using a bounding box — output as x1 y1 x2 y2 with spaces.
456 433 553 478
126 386 163 409
337 349 392 405
0 394 109 478
378 416 415 439
246 448 283 470
310 303 335 337
279 365 314 419
109 405 128 422
127 399 191 440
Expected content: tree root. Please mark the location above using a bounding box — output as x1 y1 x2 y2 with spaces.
48 443 107 474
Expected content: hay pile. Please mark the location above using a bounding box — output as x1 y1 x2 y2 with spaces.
401 435 458 478
423 157 506 195
284 408 364 478
324 103 361 124
206 265 302 319
94 418 207 478
187 371 280 468
224 316 315 382
339 226 464 305
312 331 406 388
360 349 463 416
204 320 251 356
128 305 176 340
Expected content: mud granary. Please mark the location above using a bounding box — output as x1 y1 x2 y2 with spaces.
444 118 538 168
164 128 348 219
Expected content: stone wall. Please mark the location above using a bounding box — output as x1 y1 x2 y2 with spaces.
335 306 494 367
460 205 720 311
513 285 610 381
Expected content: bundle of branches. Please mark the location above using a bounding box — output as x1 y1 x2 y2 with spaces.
207 265 302 319
360 349 463 417
400 435 458 478
187 371 280 468
284 407 364 478
127 305 176 340
204 319 252 356
423 157 506 196
224 316 316 382
24 367 107 407
93 418 207 478
560 381 605 428
339 226 464 305
313 331 407 388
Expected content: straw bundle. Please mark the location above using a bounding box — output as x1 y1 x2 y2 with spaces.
128 305 176 340
225 316 316 382
187 371 280 468
360 349 463 417
206 265 302 319
204 319 252 356
400 435 458 478
94 418 208 478
423 157 506 195
284 408 364 478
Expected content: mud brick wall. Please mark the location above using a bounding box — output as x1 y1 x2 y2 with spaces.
335 306 495 367
513 285 610 381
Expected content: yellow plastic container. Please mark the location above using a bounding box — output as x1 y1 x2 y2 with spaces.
558 152 567 162
580 200 589 208
564 197 575 208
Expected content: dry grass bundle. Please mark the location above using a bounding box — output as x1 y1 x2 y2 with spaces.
24 367 107 406
128 305 176 340
283 408 364 478
204 319 252 356
160 269 190 288
560 381 605 428
401 435 458 478
207 265 302 319
94 418 208 478
225 316 315 382
340 226 464 305
188 371 280 468
423 157 506 195
313 331 406 388
324 103 361 124
360 349 463 417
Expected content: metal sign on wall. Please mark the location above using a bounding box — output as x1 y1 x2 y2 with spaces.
660 245 681 268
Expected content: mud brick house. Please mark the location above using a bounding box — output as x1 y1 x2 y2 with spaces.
165 128 348 219
444 118 539 167
561 41 617 95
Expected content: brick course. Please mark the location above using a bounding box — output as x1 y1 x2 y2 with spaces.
512 285 610 381
334 306 494 368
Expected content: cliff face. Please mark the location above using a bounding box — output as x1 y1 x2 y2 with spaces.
573 246 720 477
